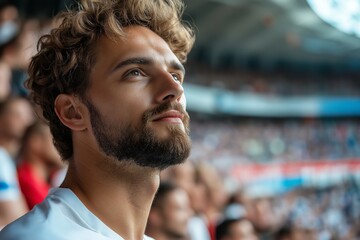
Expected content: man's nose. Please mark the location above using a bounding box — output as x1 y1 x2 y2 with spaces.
155 71 184 103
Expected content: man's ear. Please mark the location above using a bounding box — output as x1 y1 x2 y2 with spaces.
54 94 87 131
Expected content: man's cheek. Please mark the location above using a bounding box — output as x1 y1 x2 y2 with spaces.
179 94 186 111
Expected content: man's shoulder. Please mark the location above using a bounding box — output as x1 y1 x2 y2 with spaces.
0 205 95 240
0 189 125 240
0 189 78 239
0 222 63 240
0 201 64 240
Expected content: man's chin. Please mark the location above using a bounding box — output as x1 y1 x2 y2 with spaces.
133 155 187 171
150 123 187 139
132 136 191 170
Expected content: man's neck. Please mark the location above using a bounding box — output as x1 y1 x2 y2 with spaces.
61 156 160 240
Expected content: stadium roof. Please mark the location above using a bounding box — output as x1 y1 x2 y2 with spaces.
183 0 360 72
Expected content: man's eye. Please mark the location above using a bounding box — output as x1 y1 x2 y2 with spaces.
128 69 142 76
171 73 182 83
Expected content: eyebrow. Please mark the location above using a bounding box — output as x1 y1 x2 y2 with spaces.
111 57 185 75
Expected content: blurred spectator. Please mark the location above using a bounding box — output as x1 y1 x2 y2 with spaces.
161 160 196 193
225 190 280 238
248 198 278 234
162 162 211 240
0 97 34 228
0 3 20 46
196 162 229 240
272 223 318 240
6 20 38 96
216 217 258 240
146 181 193 240
0 61 11 101
0 97 34 158
272 225 292 240
0 2 39 97
17 121 63 209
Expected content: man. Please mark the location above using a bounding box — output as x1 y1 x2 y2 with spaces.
146 181 192 240
0 97 34 228
17 121 63 209
0 0 194 239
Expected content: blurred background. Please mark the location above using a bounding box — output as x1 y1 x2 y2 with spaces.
0 0 359 239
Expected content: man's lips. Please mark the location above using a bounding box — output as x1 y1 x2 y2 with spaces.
152 110 184 123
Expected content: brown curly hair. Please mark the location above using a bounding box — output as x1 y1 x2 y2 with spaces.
26 0 195 160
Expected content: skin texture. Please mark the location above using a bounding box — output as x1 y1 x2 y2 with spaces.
55 26 190 240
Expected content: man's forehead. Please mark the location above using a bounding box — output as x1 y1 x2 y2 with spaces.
97 26 165 48
93 26 182 69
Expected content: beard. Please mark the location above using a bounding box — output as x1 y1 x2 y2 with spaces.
84 99 191 170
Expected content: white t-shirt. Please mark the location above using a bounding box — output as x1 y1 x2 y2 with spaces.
0 188 154 240
0 147 21 201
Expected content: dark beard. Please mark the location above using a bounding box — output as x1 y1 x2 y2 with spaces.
84 99 191 170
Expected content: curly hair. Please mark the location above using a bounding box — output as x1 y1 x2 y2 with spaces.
26 0 195 160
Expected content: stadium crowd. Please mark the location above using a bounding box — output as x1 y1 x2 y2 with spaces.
0 1 359 240
190 118 360 166
186 62 360 97
158 162 360 240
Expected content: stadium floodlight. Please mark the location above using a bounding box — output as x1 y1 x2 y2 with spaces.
307 0 360 38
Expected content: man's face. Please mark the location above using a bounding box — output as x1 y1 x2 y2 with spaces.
159 189 192 238
84 25 191 169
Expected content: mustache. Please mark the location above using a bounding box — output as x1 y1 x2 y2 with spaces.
143 101 189 123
